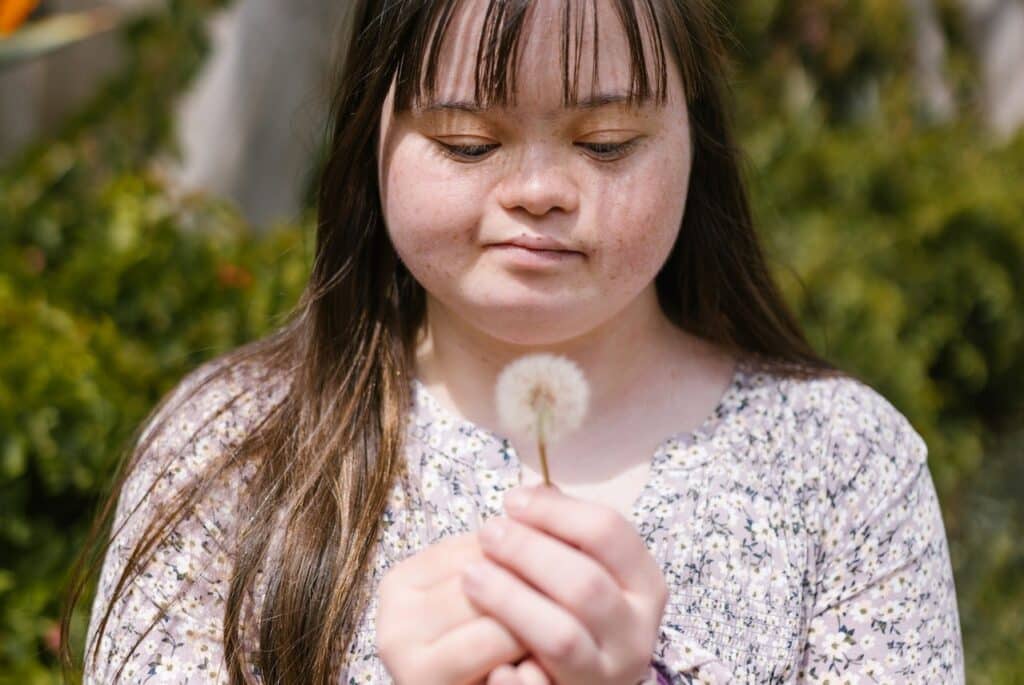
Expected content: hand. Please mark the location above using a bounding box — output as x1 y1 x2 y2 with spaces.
464 484 668 685
377 531 532 685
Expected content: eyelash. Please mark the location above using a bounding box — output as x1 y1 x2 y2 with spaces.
437 139 639 162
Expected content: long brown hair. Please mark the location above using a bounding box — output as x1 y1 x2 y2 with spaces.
62 1 840 682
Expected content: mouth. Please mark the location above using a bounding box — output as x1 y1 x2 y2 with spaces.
487 243 584 267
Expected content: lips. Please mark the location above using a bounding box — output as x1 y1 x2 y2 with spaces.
487 243 583 269
491 237 580 254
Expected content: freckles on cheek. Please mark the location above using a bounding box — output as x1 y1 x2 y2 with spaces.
385 151 481 245
628 160 688 267
596 197 680 286
383 156 487 295
387 166 443 237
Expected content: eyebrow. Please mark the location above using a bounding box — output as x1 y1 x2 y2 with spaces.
419 92 639 114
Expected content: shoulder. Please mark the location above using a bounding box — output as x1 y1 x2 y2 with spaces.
813 375 931 528
116 352 290 524
779 368 927 474
142 352 288 450
87 354 288 682
717 360 934 557
741 360 926 464
749 363 932 523
722 360 929 508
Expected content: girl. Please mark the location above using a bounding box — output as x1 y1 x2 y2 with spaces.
66 0 965 683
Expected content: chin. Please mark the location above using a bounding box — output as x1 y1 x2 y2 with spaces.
459 300 598 347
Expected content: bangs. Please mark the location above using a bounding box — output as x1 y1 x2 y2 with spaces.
392 0 692 112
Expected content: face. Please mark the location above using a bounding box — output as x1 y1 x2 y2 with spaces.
377 0 692 345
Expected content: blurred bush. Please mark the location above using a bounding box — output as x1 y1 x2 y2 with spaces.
0 4 309 683
749 84 1024 685
0 1 1021 683
725 4 1024 681
0 173 310 684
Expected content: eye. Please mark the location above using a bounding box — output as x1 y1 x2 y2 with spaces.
434 138 642 162
576 139 640 160
436 141 500 162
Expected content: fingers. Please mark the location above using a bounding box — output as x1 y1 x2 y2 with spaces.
380 551 487 647
485 658 551 685
383 543 501 644
427 615 529 685
514 658 552 685
503 485 664 598
461 557 597 678
486 664 520 685
378 532 539 685
386 531 482 590
379 533 510 665
414 573 487 642
477 516 630 643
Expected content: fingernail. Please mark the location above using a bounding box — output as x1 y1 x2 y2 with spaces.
504 487 532 513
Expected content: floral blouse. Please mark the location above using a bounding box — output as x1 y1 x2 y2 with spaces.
85 354 965 683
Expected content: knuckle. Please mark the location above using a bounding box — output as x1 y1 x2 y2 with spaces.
540 626 582 661
483 518 524 561
567 571 610 610
487 522 519 558
590 508 623 548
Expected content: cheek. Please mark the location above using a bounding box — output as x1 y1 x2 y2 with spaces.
594 153 689 284
381 140 483 269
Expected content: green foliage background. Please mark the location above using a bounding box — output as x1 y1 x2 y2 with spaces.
1 1 1021 682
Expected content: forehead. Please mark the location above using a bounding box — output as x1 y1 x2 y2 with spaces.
413 0 672 111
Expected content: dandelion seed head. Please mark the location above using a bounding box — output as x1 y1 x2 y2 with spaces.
495 353 590 443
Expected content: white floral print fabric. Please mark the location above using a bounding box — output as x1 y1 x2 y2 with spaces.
85 354 964 683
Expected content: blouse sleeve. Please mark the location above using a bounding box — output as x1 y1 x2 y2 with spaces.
83 362 269 684
798 380 965 682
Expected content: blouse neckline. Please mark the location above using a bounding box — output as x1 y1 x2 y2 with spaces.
407 353 754 527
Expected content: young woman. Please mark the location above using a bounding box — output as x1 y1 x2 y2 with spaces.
66 0 965 683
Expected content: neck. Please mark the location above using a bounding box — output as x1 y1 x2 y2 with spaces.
414 285 728 446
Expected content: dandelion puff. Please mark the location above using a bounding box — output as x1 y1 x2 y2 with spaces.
495 353 590 486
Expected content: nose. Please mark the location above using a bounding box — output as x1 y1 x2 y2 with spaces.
496 148 580 217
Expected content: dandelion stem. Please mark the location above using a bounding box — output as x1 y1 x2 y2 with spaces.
537 433 551 486
537 405 552 486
